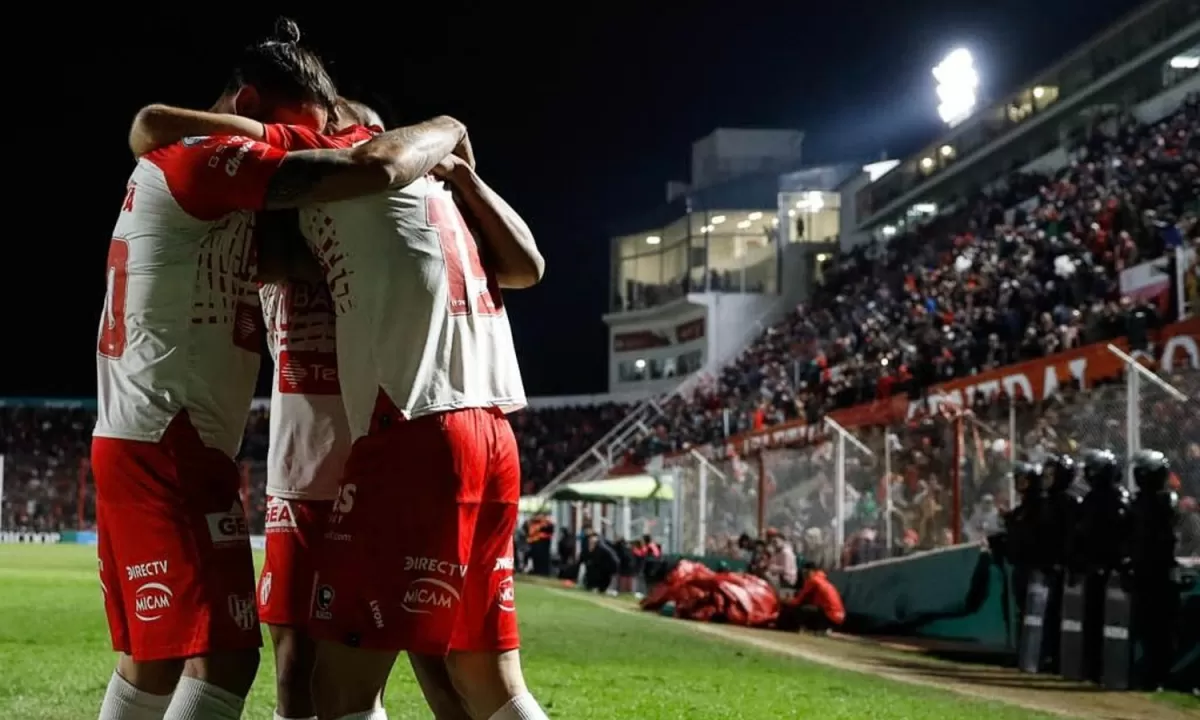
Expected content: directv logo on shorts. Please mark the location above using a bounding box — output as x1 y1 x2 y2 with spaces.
403 556 467 578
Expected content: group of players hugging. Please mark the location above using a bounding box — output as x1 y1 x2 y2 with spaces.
1005 448 1188 691
90 17 549 720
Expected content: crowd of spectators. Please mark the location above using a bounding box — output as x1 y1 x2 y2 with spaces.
657 95 1200 449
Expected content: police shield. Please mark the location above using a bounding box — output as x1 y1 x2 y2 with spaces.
1101 573 1133 689
1059 575 1087 681
1018 570 1050 674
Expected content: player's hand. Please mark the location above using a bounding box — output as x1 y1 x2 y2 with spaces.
432 154 472 183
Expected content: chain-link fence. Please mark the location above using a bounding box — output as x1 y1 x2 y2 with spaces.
1137 368 1199 498
673 450 760 558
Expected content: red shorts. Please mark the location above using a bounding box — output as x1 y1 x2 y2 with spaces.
258 496 332 626
310 399 520 655
92 412 261 662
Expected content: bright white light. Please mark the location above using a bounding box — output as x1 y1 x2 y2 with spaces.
711 215 727 225
881 225 897 238
1170 54 1200 69
634 359 646 370
933 48 979 127
645 235 661 245
736 220 751 229
806 191 825 211
748 211 763 221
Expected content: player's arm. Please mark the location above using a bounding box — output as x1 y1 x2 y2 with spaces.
163 117 467 215
437 158 544 289
262 118 465 208
129 104 266 156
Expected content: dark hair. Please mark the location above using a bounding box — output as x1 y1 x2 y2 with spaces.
225 17 338 114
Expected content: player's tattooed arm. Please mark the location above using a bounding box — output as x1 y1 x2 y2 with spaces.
262 116 467 210
437 157 544 289
129 104 265 156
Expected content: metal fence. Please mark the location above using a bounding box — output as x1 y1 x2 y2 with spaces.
666 351 1198 569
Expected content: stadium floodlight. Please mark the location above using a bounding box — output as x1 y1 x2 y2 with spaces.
1170 53 1199 69
933 48 979 128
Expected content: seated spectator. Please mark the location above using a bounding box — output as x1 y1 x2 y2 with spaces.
765 529 798 588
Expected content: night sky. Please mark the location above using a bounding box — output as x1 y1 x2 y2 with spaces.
13 0 1144 399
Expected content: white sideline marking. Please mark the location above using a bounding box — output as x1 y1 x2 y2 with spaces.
544 587 1091 719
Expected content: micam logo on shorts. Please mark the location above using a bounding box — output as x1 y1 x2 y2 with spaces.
134 582 173 622
497 576 516 613
401 578 460 615
264 498 298 533
206 501 250 547
403 556 467 578
126 560 168 581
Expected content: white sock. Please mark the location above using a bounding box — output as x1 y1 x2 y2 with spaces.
98 670 173 720
274 714 316 720
162 676 244 720
332 711 387 720
488 692 548 720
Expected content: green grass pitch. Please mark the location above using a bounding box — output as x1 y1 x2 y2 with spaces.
0 544 1074 719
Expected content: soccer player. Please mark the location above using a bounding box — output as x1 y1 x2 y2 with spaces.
97 25 469 720
131 100 548 720
256 216 350 720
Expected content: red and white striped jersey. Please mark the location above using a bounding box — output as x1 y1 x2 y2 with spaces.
260 279 348 500
262 124 527 440
94 136 286 458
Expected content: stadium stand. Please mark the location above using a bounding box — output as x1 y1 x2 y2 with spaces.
660 95 1200 449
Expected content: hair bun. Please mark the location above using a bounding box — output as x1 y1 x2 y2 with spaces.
273 17 301 44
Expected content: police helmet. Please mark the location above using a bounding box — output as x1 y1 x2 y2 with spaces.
1081 448 1121 488
1041 454 1077 491
1130 449 1170 493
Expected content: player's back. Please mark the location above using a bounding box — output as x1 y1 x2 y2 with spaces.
305 175 526 439
95 137 273 457
260 278 347 500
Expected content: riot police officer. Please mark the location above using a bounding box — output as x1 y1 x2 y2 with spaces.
1071 448 1132 682
1005 462 1044 619
1040 454 1082 570
1073 449 1132 573
1036 453 1081 672
1129 449 1180 690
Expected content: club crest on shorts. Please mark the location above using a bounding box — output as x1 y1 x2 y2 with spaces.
227 594 257 632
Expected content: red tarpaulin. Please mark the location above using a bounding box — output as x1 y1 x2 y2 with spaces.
640 560 779 627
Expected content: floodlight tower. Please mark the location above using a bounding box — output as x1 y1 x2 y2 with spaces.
933 48 979 128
